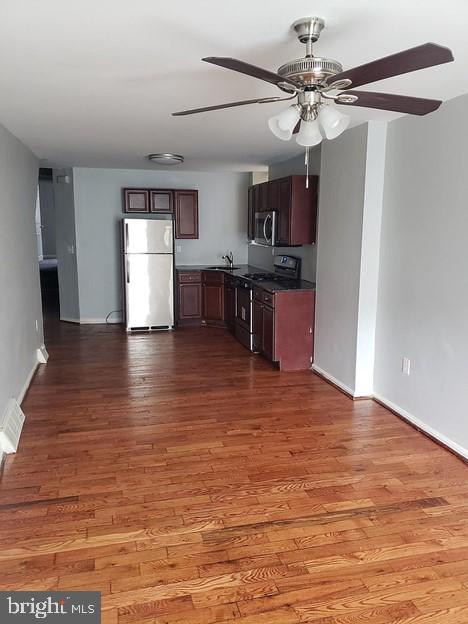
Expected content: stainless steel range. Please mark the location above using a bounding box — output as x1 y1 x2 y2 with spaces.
234 255 301 351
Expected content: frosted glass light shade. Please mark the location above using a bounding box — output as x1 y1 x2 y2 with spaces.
268 105 301 141
295 119 323 147
318 106 350 139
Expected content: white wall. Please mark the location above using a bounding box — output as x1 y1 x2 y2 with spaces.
0 122 42 444
313 124 368 392
374 93 468 455
72 168 250 322
354 123 387 396
53 168 80 322
248 148 321 282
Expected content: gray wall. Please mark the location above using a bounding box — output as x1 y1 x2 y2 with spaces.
248 148 321 282
374 93 468 454
53 168 80 322
38 177 56 258
314 124 368 391
0 122 42 430
73 168 250 321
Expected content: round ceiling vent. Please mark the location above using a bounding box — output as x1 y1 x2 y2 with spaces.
147 153 184 165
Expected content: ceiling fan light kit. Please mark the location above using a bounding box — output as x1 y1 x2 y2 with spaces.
172 16 454 182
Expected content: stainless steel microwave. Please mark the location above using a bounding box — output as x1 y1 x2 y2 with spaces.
254 211 276 246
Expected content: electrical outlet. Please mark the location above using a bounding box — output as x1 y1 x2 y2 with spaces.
402 357 411 376
175 245 182 253
67 244 75 254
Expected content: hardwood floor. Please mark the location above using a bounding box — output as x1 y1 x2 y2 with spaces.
1 322 468 623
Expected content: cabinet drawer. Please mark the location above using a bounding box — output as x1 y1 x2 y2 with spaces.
262 291 274 307
178 271 201 283
202 270 224 285
254 287 274 307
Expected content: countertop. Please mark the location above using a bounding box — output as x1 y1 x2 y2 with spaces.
176 264 316 293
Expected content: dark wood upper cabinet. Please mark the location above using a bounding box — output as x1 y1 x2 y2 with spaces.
123 189 149 213
258 182 269 212
175 190 198 239
277 177 292 246
123 187 199 239
247 175 318 246
150 190 173 213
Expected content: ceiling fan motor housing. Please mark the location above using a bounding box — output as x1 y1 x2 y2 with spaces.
277 57 343 90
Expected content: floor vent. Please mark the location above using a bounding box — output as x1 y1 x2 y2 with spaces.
37 345 49 363
0 399 25 453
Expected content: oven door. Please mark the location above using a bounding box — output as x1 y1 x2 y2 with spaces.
254 212 276 246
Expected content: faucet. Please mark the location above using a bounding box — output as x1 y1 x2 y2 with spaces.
222 251 234 269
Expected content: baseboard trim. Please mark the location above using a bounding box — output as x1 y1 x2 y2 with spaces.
60 316 80 324
18 360 39 405
373 393 468 463
79 317 123 325
312 364 355 398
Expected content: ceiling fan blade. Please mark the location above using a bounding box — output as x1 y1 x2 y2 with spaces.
329 43 454 90
336 90 443 115
172 96 283 116
202 57 300 88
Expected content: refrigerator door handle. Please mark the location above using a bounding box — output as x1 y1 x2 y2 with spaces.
125 222 129 251
126 258 130 283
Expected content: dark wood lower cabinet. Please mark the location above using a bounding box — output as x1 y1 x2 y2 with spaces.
253 299 263 352
262 305 274 361
202 271 225 326
177 271 202 325
253 287 315 371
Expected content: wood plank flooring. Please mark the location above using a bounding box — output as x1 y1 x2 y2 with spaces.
1 321 468 623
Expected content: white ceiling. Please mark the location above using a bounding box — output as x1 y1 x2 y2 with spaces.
0 0 466 171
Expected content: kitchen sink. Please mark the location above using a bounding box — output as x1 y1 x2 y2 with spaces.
206 266 240 270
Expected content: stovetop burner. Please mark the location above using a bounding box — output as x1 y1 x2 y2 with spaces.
243 272 298 283
243 272 277 281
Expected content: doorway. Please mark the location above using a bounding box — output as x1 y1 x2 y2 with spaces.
37 168 59 323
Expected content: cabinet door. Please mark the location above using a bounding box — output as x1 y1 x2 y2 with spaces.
178 283 201 320
123 189 149 213
253 299 263 352
247 186 255 241
277 177 292 245
203 285 224 321
175 190 198 239
258 183 269 211
262 305 275 361
151 190 173 213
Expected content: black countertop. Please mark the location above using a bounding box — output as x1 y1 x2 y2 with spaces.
176 264 316 293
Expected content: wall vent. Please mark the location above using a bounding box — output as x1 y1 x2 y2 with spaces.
0 399 25 453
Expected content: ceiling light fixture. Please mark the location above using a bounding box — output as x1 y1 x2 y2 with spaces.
147 153 184 165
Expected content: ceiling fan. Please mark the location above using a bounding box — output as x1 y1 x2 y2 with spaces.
172 16 454 155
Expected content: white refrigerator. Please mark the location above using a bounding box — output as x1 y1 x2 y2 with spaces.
122 218 174 331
